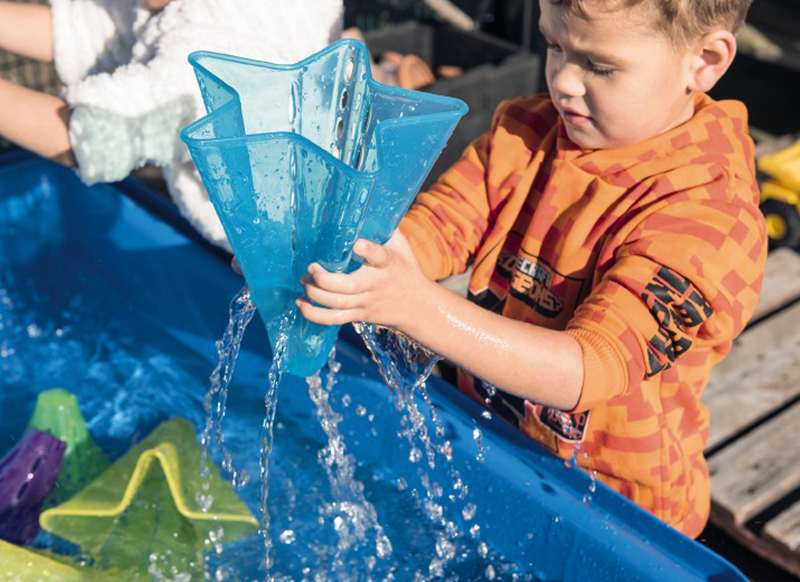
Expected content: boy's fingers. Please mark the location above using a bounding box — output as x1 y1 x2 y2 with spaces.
307 264 365 294
296 297 359 326
304 282 361 310
353 239 390 268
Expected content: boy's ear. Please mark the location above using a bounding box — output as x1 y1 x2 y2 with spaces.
687 30 737 93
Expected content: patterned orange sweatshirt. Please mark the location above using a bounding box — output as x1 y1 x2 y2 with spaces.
399 93 767 537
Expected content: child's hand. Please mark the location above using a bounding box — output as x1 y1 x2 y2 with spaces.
297 231 430 329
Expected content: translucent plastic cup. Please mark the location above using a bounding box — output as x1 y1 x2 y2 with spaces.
181 39 467 376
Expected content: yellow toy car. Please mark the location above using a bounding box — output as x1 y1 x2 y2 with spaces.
758 137 800 249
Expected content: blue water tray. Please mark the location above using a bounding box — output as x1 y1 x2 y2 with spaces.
0 151 746 582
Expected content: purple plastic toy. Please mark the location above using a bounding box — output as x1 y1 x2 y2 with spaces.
0 430 66 545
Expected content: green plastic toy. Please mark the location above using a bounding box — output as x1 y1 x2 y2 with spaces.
40 417 259 576
25 388 109 503
0 539 121 581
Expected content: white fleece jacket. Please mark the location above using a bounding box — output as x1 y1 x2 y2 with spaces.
51 0 344 250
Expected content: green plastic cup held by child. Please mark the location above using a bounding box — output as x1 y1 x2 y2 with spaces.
181 38 468 377
25 388 109 504
39 417 258 576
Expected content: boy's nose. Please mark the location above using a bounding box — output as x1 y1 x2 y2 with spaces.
549 63 586 99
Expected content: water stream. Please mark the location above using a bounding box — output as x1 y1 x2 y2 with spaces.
199 285 256 493
306 348 392 580
259 309 296 579
352 322 505 579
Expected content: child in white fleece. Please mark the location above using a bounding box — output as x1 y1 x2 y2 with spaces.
0 0 343 249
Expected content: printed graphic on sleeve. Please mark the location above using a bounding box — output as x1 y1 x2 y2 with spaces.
641 266 714 377
533 404 589 442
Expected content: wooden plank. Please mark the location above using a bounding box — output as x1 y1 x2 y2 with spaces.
764 499 800 556
703 299 800 449
710 508 800 579
752 248 800 322
708 400 800 525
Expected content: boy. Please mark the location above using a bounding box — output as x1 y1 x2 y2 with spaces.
298 0 767 538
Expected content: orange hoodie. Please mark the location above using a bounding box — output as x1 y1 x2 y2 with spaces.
399 93 767 537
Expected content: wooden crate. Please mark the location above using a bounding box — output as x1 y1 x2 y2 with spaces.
704 247 800 577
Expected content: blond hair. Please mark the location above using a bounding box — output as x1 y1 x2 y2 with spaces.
550 0 752 45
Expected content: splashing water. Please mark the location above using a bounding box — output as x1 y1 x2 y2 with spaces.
353 322 503 579
259 308 295 579
307 348 393 579
200 285 257 492
582 450 598 506
356 323 445 472
473 424 486 464
353 323 440 403
554 414 597 505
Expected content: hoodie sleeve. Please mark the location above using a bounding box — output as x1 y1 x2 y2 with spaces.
400 96 557 281
399 128 494 281
564 169 768 412
50 0 143 85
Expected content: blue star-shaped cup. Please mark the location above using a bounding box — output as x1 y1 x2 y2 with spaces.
181 39 467 377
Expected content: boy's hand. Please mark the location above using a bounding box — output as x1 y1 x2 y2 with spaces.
297 231 430 329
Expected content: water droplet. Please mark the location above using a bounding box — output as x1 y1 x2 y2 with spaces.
473 426 486 462
195 492 213 512
461 503 477 521
376 533 392 558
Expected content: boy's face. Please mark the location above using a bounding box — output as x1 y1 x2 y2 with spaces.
540 0 696 150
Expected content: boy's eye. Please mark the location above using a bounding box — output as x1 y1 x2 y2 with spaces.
545 41 561 52
587 60 614 77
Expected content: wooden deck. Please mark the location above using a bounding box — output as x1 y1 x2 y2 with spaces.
704 247 800 577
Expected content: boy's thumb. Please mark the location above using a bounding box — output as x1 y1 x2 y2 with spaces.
354 239 389 267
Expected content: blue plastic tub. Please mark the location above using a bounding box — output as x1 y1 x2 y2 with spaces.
0 151 747 581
